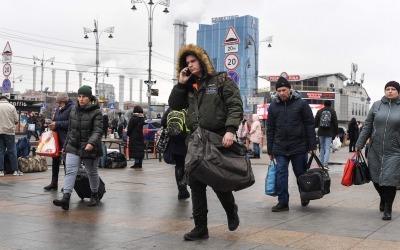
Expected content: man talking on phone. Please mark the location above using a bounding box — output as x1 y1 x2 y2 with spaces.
168 44 243 241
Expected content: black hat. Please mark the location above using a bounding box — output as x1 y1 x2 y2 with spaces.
324 100 332 107
275 77 291 90
78 85 93 99
133 106 143 114
384 81 400 93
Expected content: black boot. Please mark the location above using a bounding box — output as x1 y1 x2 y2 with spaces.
178 185 190 200
382 203 392 220
379 198 385 212
183 214 209 241
88 192 99 207
130 163 139 168
53 193 71 210
227 203 240 231
44 182 58 191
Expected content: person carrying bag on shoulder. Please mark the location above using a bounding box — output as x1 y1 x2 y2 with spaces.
169 44 246 241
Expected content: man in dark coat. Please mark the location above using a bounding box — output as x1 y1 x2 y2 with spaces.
314 100 338 168
168 44 243 240
127 106 145 169
267 77 317 212
102 113 109 139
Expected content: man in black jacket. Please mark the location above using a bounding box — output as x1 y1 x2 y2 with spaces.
266 77 317 212
314 100 338 168
169 44 243 241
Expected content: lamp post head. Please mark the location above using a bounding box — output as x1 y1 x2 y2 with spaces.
108 34 113 39
84 34 89 39
148 0 154 5
163 7 169 13
131 4 137 11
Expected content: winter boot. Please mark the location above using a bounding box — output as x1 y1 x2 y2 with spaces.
44 182 58 191
53 193 71 211
382 203 392 221
184 214 209 241
130 162 139 168
227 203 240 231
178 185 190 200
88 192 99 207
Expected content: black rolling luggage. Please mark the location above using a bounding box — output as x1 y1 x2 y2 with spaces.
74 168 106 200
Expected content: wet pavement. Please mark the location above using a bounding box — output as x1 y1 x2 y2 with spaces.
0 145 399 249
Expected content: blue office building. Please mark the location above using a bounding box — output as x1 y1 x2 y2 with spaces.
197 15 259 113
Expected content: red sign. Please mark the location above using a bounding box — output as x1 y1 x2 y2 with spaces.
304 92 335 99
267 75 300 81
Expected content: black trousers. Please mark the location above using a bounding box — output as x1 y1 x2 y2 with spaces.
349 139 357 152
51 156 65 183
189 174 235 217
373 182 397 205
173 154 185 186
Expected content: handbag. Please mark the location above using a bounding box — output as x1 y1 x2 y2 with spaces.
341 152 358 186
28 123 36 132
298 154 331 200
185 126 255 192
163 144 175 165
353 151 370 185
265 160 277 196
36 130 60 157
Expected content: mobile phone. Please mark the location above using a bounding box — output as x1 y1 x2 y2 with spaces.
186 70 191 77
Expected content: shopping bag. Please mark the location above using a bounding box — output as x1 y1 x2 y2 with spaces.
265 160 277 196
341 152 357 186
36 130 60 157
28 124 36 132
332 136 341 150
353 151 370 185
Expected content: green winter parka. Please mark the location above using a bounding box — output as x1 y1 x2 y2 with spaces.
64 98 103 157
168 44 243 135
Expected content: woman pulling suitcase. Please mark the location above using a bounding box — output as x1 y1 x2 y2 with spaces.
53 85 103 210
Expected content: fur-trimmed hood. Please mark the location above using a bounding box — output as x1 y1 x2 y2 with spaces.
176 44 216 82
270 90 301 103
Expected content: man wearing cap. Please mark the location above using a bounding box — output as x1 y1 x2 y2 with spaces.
314 100 339 169
0 95 23 176
266 77 317 212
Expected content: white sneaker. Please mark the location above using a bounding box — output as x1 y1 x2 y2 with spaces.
0 171 4 176
13 171 23 176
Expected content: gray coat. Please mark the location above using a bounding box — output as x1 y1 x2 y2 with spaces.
356 96 400 186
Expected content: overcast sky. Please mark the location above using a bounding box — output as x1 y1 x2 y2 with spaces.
1 0 399 105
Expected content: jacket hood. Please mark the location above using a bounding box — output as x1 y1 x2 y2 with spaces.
270 90 301 103
176 44 216 81
381 95 400 105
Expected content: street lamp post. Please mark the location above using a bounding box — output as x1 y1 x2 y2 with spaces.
33 55 55 101
130 0 170 119
83 20 114 98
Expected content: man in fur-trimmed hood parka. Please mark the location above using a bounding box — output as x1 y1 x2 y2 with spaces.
168 44 244 241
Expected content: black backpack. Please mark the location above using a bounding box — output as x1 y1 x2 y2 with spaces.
105 152 127 168
16 137 31 157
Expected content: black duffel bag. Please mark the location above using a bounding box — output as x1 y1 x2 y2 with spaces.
105 151 127 168
185 127 255 192
298 153 331 200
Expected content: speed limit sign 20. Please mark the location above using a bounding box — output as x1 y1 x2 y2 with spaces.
224 53 239 71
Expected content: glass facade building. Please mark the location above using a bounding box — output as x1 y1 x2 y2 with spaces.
197 15 259 113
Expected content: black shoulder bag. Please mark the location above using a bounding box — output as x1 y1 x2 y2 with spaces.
185 92 255 192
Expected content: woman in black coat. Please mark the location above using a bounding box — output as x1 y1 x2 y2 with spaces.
161 107 190 200
127 106 145 169
348 117 359 152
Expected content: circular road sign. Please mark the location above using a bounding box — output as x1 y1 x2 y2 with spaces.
3 63 11 77
224 53 239 71
2 78 11 92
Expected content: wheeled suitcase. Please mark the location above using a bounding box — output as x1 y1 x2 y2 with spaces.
74 168 106 200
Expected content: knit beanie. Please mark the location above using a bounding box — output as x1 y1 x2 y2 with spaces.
275 77 291 90
384 81 400 93
78 85 93 99
56 92 69 103
133 106 143 114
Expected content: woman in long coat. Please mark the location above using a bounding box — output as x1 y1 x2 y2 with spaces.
249 114 262 158
348 117 359 152
127 106 145 169
356 81 400 221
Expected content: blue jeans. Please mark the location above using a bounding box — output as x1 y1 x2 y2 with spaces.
275 153 308 205
63 153 100 194
253 143 260 155
0 134 18 172
319 136 332 165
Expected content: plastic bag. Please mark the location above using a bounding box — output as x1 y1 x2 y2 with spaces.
36 130 60 157
265 161 277 196
332 136 341 150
